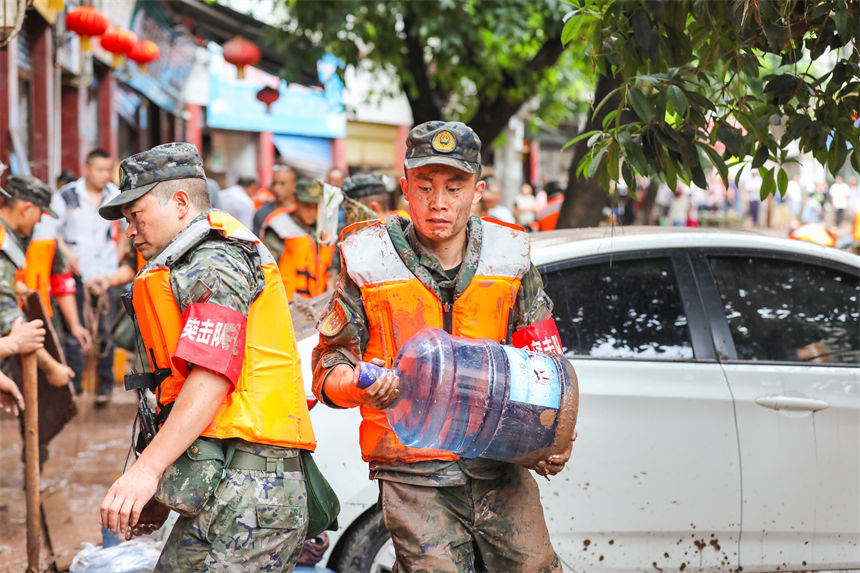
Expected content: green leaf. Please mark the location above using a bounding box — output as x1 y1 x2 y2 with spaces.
699 143 729 186
628 87 654 123
751 145 769 169
621 161 636 192
759 167 774 200
666 84 688 116
588 146 608 179
563 130 600 151
717 125 744 158
776 167 788 197
618 129 650 174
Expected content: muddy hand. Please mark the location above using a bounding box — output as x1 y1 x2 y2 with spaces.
533 429 577 477
46 363 75 387
361 359 400 410
100 461 160 540
0 372 24 415
9 317 45 355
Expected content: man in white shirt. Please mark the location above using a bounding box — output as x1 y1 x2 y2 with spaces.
218 175 259 229
829 176 851 227
55 148 121 403
483 182 516 224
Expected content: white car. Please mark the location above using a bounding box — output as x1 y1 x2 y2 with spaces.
291 227 860 573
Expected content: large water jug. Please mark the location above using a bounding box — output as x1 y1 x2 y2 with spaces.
357 328 578 464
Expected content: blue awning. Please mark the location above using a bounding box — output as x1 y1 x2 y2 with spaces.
273 134 333 177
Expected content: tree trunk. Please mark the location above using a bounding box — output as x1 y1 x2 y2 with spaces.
557 71 625 228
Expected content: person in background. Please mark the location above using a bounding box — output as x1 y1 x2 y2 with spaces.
326 167 345 188
55 148 121 404
56 170 77 190
829 176 851 228
261 179 334 299
218 175 259 229
0 175 75 389
533 180 565 231
513 183 538 228
483 181 515 224
253 165 296 236
342 173 391 218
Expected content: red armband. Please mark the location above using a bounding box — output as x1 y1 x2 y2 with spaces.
512 318 563 354
50 271 76 295
173 303 247 385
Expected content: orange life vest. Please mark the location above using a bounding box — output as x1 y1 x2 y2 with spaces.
263 209 334 299
132 211 315 450
535 194 564 231
340 218 530 463
17 220 58 317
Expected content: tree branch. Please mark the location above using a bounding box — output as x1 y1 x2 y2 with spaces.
467 33 567 153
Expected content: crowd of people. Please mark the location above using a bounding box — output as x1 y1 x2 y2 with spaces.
613 171 860 233
3 122 856 571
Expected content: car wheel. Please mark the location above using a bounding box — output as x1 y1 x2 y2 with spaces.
328 508 395 573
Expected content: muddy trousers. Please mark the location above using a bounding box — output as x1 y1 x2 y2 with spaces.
154 465 308 572
379 465 562 573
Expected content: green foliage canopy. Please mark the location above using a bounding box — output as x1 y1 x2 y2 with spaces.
565 0 860 199
273 0 579 149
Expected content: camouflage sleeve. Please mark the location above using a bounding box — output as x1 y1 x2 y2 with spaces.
0 257 24 335
262 227 285 266
310 252 369 404
512 262 554 331
170 239 264 317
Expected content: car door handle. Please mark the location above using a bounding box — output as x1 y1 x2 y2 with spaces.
755 395 830 412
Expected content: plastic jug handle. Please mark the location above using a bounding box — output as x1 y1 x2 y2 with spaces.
356 361 388 389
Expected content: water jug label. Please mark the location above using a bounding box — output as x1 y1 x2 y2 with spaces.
502 346 561 409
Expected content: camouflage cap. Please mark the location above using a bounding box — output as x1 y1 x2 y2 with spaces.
405 121 481 174
294 178 323 203
341 173 389 199
99 142 206 220
4 174 58 217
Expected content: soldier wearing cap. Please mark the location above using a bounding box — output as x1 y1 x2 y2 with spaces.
312 121 573 572
0 175 75 390
98 142 315 571
260 178 335 299
342 172 392 217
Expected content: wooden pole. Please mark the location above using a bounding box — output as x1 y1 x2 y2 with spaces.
22 351 40 573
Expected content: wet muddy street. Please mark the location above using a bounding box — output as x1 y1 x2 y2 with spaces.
0 389 138 572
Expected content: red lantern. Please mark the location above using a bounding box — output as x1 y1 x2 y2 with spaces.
100 27 137 69
127 40 160 74
223 36 260 79
65 6 109 52
256 86 280 112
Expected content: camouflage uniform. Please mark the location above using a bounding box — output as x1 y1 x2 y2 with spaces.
0 217 25 337
100 143 308 571
0 174 58 337
314 139 562 572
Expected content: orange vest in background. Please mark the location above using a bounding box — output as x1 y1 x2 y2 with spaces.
535 194 564 231
340 218 530 463
263 208 334 299
132 211 315 450
14 220 57 317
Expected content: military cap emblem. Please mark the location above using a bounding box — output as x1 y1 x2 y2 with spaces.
431 130 456 153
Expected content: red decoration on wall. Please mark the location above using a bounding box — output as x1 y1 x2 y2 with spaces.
100 27 137 69
223 36 260 79
65 6 109 52
127 39 160 74
256 86 280 112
